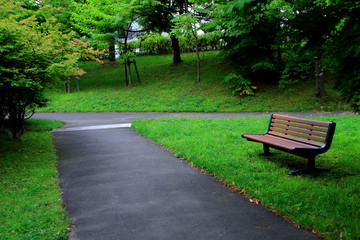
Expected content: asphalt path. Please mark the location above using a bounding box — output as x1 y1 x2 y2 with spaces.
35 111 353 129
34 111 353 240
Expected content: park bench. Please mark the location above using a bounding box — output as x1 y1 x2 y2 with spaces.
242 113 336 174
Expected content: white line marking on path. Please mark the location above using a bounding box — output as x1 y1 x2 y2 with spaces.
53 123 132 132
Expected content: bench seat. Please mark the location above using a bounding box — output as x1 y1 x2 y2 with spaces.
242 134 321 151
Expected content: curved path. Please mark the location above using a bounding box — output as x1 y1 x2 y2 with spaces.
34 112 352 240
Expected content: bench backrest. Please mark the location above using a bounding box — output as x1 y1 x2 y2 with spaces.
267 114 336 148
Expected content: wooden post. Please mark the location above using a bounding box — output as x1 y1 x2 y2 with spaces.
133 60 141 84
127 59 133 87
124 58 141 87
124 60 128 86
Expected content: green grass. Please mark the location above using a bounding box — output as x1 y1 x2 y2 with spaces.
40 51 350 112
132 115 360 240
0 119 70 240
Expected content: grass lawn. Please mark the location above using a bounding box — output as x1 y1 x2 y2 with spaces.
0 120 70 240
7 51 353 239
132 115 360 240
40 51 350 112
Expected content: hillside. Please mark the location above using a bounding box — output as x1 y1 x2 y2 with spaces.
40 52 350 112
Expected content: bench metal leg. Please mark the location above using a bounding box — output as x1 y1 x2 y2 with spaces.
264 144 270 155
289 156 330 175
308 156 316 171
258 144 280 157
258 144 274 156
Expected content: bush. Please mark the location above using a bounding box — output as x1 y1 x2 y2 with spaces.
138 33 172 55
224 73 257 96
128 33 223 56
279 54 313 88
0 86 47 139
0 1 89 138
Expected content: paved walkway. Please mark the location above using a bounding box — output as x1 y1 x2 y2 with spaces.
35 112 352 240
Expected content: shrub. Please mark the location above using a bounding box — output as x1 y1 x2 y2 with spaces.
224 73 257 96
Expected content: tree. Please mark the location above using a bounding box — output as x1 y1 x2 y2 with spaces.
136 0 188 64
214 0 359 113
0 0 93 138
213 0 288 83
71 0 135 61
285 0 338 98
172 1 203 82
324 0 360 112
44 0 76 33
275 0 359 108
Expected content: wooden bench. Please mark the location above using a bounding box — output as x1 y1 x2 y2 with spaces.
242 113 336 174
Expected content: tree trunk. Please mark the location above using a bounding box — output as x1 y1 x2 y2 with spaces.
314 56 325 98
193 31 200 82
75 78 80 92
8 104 26 140
171 35 182 64
64 79 71 93
126 59 133 87
109 44 116 62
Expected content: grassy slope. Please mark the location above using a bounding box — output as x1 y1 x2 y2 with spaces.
0 120 70 240
40 52 349 112
132 116 360 240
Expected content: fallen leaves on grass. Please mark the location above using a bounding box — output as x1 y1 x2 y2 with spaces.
249 198 261 204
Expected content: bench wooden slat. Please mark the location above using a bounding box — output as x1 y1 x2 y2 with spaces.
271 119 329 133
272 114 331 127
270 123 327 138
243 134 319 150
269 127 326 142
268 131 324 147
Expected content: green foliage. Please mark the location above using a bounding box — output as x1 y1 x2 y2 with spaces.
324 0 360 113
71 0 134 59
136 33 172 55
120 51 136 60
197 33 224 51
9 0 356 112
130 32 222 55
178 36 196 53
225 0 251 16
210 0 359 112
0 88 48 139
171 7 202 82
134 0 186 63
45 0 75 33
135 0 174 33
132 116 360 239
224 73 257 96
279 54 313 89
0 119 69 239
0 0 94 138
215 0 285 82
171 12 200 39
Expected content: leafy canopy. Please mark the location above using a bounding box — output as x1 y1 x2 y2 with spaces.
0 0 99 138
